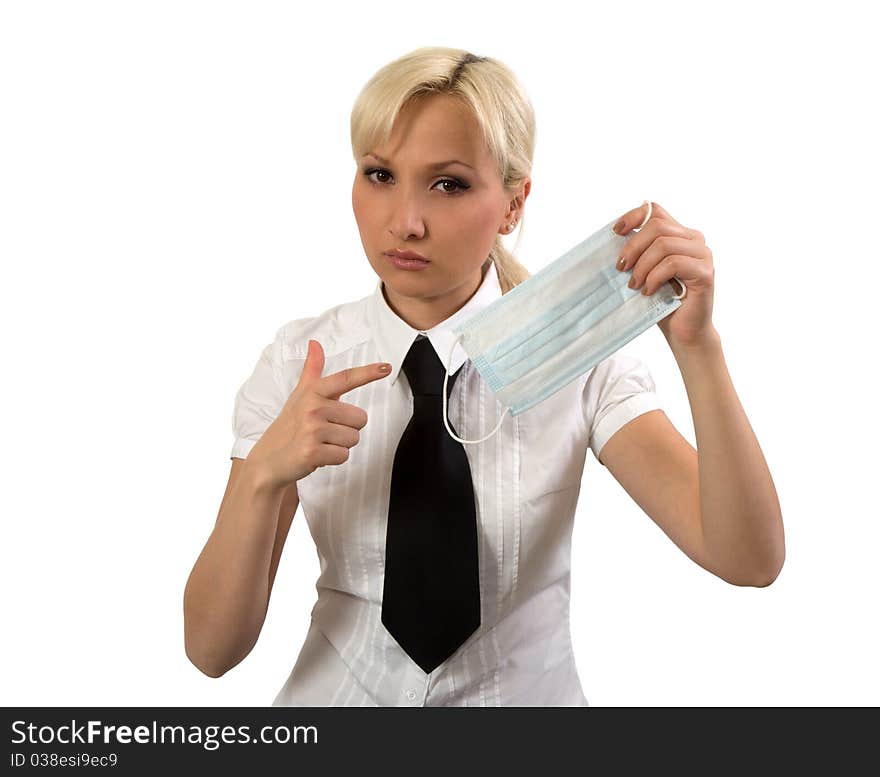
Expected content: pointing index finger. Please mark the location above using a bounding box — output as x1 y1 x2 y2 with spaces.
318 362 392 400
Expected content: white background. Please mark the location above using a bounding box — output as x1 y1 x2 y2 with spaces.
2 0 877 707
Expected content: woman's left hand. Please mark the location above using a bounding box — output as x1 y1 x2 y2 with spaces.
613 201 717 348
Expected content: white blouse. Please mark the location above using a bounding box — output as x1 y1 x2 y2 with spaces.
230 261 662 706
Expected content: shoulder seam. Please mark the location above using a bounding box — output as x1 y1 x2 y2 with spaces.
578 371 591 441
272 325 286 400
282 315 373 360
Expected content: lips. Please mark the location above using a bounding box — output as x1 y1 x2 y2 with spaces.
385 249 429 261
386 253 430 270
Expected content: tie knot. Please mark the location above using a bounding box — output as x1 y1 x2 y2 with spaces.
402 335 462 397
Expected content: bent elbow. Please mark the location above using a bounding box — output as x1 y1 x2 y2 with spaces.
187 651 229 678
761 540 786 586
724 532 786 588
755 558 785 588
717 553 785 588
184 637 230 679
745 549 786 588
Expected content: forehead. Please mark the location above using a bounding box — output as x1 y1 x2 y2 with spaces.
369 94 490 168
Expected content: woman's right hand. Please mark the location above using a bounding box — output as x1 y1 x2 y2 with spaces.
245 339 392 489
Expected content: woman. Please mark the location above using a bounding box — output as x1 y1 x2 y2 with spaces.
183 46 785 706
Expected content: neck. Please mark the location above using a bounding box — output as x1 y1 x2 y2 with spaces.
383 259 491 332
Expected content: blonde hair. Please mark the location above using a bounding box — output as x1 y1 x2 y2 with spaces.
350 47 535 294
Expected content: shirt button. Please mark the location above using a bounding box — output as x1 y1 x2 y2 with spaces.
405 689 416 701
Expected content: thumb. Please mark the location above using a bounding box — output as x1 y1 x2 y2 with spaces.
299 339 325 385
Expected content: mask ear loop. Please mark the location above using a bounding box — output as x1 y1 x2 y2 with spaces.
443 332 509 445
634 200 687 301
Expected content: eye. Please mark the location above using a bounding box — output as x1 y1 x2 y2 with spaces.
363 167 392 185
362 167 470 196
435 178 467 195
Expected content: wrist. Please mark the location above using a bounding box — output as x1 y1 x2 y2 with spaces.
241 457 288 498
664 324 723 356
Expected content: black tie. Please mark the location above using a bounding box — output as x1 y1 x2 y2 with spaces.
381 334 481 674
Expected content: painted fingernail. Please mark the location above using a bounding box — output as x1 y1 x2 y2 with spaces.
613 220 626 234
378 363 391 372
617 256 626 270
628 277 636 288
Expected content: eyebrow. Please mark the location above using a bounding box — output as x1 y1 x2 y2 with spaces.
363 152 474 171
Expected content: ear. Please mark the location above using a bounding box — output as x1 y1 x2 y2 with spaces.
507 177 531 217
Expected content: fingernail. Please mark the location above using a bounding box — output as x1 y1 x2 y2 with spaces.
378 363 391 373
613 220 626 234
617 256 626 270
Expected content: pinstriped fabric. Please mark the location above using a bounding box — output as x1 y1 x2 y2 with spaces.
330 341 373 706
511 412 521 612
475 376 488 706
449 365 470 706
232 261 661 707
492 375 504 707
364 338 394 700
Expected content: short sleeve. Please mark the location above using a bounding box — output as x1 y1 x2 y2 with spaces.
582 351 662 466
230 326 287 461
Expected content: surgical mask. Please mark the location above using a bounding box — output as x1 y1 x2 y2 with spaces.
442 204 687 444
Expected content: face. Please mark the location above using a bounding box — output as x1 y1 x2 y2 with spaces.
352 93 530 331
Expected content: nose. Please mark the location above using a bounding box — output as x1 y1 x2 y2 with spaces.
387 185 426 240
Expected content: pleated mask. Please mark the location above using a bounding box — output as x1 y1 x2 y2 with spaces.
442 203 687 444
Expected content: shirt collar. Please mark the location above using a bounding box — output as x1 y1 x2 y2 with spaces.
367 260 502 386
